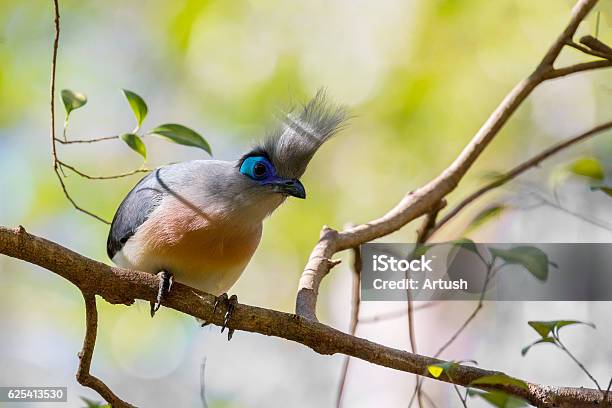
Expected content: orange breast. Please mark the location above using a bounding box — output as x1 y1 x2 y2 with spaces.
122 198 263 294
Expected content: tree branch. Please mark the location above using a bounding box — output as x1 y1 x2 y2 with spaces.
295 0 606 321
432 120 612 237
335 247 361 408
1 225 610 407
76 292 134 408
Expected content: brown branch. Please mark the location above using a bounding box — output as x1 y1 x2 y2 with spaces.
76 293 134 408
55 135 119 144
545 59 612 79
566 40 612 60
49 0 111 224
409 201 445 408
580 35 612 56
335 247 361 408
59 161 151 180
295 0 606 322
1 226 610 407
431 120 612 236
53 167 111 224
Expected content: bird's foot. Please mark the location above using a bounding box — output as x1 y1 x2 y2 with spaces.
150 270 173 318
213 293 238 341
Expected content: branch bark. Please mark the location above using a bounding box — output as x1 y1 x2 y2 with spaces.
76 293 134 408
295 0 608 321
1 225 610 408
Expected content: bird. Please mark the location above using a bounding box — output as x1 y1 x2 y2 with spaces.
106 91 347 335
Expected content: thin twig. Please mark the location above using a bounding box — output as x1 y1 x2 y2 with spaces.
545 59 612 79
416 200 446 244
555 334 601 392
358 302 440 324
335 247 362 408
580 35 612 56
566 40 612 60
432 121 612 237
76 293 134 408
452 384 469 408
55 135 119 144
49 0 110 224
53 164 111 224
433 260 498 359
59 161 150 180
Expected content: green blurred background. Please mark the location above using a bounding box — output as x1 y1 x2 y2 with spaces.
1 1 611 407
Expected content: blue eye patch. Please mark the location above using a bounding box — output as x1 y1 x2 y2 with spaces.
239 156 276 181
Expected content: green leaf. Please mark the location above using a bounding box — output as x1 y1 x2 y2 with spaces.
567 157 605 181
122 89 148 127
427 361 457 378
411 243 433 258
148 123 211 154
470 374 529 390
468 390 528 408
521 337 556 356
527 320 596 339
120 133 147 159
490 246 550 281
80 396 111 408
452 238 480 256
479 170 507 183
527 321 557 338
61 89 87 116
590 185 612 197
468 205 507 230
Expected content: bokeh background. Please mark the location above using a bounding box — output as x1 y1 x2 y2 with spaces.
1 0 612 407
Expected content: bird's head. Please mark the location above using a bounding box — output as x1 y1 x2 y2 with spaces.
236 90 347 204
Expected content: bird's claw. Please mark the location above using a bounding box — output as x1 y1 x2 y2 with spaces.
150 270 173 318
214 293 238 340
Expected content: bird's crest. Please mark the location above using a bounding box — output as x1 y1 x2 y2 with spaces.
242 90 348 179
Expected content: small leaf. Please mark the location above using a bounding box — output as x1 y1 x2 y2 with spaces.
123 89 148 127
452 238 480 255
468 205 507 230
527 320 596 339
80 396 111 408
427 361 458 378
120 133 147 159
479 170 507 183
554 320 596 332
427 365 444 378
490 246 550 281
61 89 87 116
567 157 605 181
411 243 433 258
148 123 211 154
590 185 612 197
527 321 557 338
468 389 528 408
521 337 556 356
470 374 528 390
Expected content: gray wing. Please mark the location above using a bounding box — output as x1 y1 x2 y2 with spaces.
106 169 165 259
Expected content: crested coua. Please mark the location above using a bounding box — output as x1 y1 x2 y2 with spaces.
106 91 347 333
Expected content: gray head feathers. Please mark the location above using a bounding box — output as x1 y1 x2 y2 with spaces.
243 90 348 179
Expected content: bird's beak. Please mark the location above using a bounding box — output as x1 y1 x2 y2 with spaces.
268 178 306 199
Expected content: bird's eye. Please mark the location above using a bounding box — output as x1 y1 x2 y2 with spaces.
253 162 267 178
240 156 274 180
